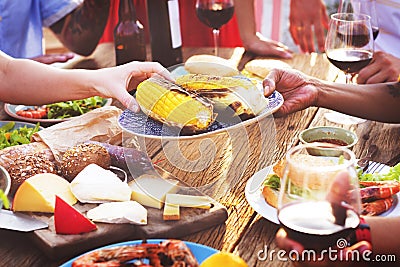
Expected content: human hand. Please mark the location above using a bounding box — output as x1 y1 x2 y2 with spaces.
91 61 173 112
263 68 319 117
30 53 75 64
289 0 329 53
242 33 293 59
357 51 400 84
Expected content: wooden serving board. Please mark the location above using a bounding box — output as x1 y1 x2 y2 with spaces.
28 173 228 260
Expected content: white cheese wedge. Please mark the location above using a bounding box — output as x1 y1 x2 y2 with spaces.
87 201 147 225
70 164 131 203
13 173 77 213
165 194 213 209
129 175 179 209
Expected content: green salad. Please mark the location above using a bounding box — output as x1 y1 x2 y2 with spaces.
47 96 106 119
0 122 40 149
358 163 400 182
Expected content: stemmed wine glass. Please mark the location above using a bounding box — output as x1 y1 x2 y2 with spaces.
277 143 361 252
195 0 235 56
324 13 374 125
339 0 379 40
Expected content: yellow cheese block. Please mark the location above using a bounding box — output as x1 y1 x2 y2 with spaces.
13 173 77 213
165 194 212 209
163 202 180 221
129 175 179 209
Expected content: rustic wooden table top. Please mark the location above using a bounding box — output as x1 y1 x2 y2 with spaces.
0 44 399 266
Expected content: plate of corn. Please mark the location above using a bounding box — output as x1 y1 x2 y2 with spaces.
119 73 283 139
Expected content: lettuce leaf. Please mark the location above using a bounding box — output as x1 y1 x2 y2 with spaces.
358 163 400 182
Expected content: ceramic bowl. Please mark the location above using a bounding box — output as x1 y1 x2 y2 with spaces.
299 126 358 156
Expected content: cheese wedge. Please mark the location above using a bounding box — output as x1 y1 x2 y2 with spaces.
70 164 131 203
163 194 213 221
165 194 212 209
87 201 147 225
13 173 77 213
129 175 179 209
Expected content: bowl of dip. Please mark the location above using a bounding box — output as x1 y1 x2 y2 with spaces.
299 126 358 156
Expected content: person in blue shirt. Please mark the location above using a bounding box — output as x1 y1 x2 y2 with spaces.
1 0 110 64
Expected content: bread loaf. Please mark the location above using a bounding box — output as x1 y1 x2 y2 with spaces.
185 54 239 77
60 143 111 181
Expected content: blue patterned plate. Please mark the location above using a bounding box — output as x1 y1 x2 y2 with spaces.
119 89 283 139
60 239 218 266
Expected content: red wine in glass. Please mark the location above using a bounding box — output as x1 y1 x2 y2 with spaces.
327 49 373 74
195 0 234 56
278 201 360 251
372 26 379 40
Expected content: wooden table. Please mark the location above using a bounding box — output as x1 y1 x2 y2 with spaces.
0 45 399 266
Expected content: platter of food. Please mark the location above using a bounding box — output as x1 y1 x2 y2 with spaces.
245 161 400 224
4 97 112 123
118 74 283 139
60 239 218 266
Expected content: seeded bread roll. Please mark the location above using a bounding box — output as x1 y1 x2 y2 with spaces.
60 143 111 181
7 154 57 195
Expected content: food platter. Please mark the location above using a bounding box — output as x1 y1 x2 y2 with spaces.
4 98 112 124
245 162 399 224
119 90 283 140
60 239 219 266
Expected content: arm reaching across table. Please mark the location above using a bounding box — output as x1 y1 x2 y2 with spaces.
263 68 400 123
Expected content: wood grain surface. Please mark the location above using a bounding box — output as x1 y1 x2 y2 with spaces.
0 45 399 267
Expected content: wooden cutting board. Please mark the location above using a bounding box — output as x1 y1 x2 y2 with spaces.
28 180 228 260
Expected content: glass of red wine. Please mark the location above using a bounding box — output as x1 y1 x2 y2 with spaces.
277 143 361 253
324 13 374 125
195 0 235 56
339 0 379 40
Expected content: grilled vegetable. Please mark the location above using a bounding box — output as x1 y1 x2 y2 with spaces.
176 74 269 119
136 75 215 133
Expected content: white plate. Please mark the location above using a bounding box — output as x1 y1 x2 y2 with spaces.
245 162 399 224
4 98 112 124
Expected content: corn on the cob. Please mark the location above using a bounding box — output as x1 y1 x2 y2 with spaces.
176 74 269 119
136 75 215 133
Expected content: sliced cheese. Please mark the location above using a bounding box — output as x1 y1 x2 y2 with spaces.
70 164 131 203
87 201 147 225
163 202 180 221
13 173 77 213
129 175 179 209
165 194 213 209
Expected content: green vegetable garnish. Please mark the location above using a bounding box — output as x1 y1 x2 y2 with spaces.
264 174 281 190
46 96 106 119
358 163 400 182
0 189 10 209
0 122 40 149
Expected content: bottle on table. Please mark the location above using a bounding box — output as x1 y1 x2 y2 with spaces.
114 0 146 66
147 0 183 67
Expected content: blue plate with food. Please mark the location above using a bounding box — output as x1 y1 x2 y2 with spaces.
4 97 112 123
119 74 283 139
60 239 218 266
0 121 42 150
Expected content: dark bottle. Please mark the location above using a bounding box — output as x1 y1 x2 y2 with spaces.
147 0 183 67
114 0 146 65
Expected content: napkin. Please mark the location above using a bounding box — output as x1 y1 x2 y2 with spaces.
32 106 123 163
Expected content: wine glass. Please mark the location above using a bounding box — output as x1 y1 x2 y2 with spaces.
195 0 235 56
324 13 374 125
277 143 361 252
338 0 379 40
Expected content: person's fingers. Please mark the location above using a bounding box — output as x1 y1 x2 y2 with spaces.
313 21 326 52
289 24 301 46
326 171 350 204
132 61 174 81
114 88 140 112
302 23 315 53
357 62 380 84
263 69 280 96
